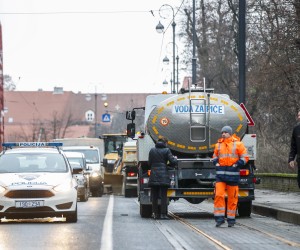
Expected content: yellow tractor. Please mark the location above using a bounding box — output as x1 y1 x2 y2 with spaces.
102 133 127 194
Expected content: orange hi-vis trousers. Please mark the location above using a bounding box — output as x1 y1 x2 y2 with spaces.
214 182 238 221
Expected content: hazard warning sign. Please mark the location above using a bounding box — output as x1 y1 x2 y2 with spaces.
240 103 255 126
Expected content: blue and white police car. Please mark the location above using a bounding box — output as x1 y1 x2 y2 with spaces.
0 142 78 222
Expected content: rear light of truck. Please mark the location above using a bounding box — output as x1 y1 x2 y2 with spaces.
240 169 249 176
127 172 137 177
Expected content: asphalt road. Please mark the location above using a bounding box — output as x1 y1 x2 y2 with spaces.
0 194 299 250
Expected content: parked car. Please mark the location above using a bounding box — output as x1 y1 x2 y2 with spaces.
64 151 90 202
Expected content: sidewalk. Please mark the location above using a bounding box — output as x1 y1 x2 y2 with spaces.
252 189 300 225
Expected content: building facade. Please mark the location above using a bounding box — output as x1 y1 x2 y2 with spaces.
4 88 150 142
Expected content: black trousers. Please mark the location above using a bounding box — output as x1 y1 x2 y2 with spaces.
297 160 300 188
297 163 300 188
151 186 168 215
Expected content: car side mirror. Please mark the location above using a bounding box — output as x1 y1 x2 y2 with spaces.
72 167 83 174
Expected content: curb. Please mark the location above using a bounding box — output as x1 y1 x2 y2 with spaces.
252 204 300 225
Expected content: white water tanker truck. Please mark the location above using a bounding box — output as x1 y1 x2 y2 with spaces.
126 87 259 218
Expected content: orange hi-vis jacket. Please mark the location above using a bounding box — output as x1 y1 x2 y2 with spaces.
213 135 249 167
212 135 249 184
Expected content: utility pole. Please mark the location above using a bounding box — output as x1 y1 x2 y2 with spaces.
238 0 246 105
192 0 197 85
94 89 98 138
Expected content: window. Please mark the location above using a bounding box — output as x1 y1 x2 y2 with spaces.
85 110 95 122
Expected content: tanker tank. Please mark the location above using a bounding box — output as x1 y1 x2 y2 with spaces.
146 92 247 155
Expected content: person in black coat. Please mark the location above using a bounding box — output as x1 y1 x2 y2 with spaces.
148 137 177 219
288 110 300 189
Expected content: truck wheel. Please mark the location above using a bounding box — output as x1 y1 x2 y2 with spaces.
98 185 104 197
140 204 152 218
238 200 252 217
124 177 129 197
124 188 130 198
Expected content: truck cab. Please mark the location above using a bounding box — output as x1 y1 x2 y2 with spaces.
102 133 127 173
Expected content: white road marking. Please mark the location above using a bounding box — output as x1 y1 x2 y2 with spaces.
100 195 114 250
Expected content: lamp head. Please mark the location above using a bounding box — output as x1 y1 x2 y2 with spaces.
156 21 164 33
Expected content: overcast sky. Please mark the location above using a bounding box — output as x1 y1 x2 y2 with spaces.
0 0 188 94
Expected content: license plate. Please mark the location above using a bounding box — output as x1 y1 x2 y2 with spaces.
15 200 44 208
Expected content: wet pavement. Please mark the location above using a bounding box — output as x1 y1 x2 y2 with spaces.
252 189 300 225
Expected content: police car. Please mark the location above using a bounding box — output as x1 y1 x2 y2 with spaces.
0 142 78 222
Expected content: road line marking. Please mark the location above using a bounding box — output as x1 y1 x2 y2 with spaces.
100 195 114 250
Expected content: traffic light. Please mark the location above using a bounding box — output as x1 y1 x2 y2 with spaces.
126 123 135 138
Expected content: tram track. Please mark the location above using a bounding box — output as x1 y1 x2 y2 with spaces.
170 200 300 248
168 211 232 250
134 198 300 248
134 198 231 249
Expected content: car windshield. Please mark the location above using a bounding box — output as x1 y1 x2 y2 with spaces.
64 149 99 164
0 153 68 173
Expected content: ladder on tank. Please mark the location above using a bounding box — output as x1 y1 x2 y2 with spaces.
188 78 211 148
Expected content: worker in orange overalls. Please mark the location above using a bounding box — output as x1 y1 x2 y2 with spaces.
212 126 249 227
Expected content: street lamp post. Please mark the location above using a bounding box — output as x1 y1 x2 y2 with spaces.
86 85 103 138
176 55 179 93
192 0 197 85
156 4 176 94
171 17 176 94
94 91 97 137
161 43 179 94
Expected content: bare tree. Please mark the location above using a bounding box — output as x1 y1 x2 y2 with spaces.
179 0 300 172
3 75 16 91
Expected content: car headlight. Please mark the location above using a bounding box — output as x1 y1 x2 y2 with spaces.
53 180 73 192
91 172 99 178
0 186 6 194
